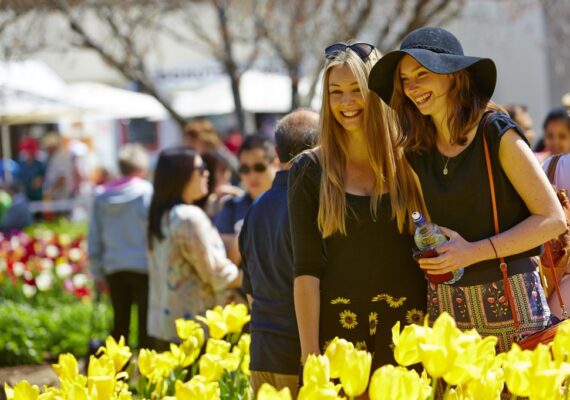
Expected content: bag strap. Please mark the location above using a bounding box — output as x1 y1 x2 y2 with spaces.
482 112 567 327
546 155 562 185
481 112 520 330
543 241 568 318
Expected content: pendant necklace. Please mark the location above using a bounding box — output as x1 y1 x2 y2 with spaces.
442 156 451 175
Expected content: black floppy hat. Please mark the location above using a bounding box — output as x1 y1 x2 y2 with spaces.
368 27 497 106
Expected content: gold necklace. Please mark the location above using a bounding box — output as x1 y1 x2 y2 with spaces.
442 156 451 175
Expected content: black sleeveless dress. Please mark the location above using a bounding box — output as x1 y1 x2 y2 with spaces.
288 153 427 368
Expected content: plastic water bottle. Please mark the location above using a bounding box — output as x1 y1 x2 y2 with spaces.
412 211 464 284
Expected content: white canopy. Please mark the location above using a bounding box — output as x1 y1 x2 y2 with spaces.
172 70 294 117
0 60 168 124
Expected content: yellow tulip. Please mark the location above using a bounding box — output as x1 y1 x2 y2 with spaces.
5 381 40 400
220 351 242 372
297 382 344 400
175 376 220 400
87 355 115 379
155 351 179 379
324 337 354 379
38 389 59 400
138 348 157 379
65 382 89 400
392 321 427 367
199 354 225 382
465 368 504 400
369 364 430 400
528 369 566 400
339 348 371 397
87 375 114 400
237 333 251 355
417 313 462 379
502 344 532 397
206 338 231 357
257 383 293 400
175 318 205 346
170 342 199 368
196 306 228 339
52 353 79 383
96 336 132 373
443 333 497 386
552 319 570 363
303 355 330 386
223 303 251 334
527 344 567 400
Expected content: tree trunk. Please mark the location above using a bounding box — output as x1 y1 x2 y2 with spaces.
217 2 246 134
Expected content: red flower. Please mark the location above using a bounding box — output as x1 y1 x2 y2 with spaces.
456 297 463 305
487 297 496 304
499 295 507 304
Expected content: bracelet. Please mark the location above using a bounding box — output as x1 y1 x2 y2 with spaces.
488 237 498 259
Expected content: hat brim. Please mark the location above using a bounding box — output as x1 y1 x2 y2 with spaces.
368 48 497 106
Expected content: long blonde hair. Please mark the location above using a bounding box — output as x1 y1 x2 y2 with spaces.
317 42 427 237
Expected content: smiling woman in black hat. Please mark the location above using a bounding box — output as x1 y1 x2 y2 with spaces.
369 26 565 352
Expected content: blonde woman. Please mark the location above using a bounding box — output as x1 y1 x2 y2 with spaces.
288 41 427 369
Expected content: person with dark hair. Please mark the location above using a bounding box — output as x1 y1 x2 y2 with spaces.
369 26 565 351
503 104 536 145
213 134 278 265
88 143 153 349
183 118 222 154
239 109 318 396
543 107 570 156
197 148 243 218
147 147 240 344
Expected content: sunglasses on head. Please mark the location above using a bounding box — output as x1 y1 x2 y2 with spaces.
325 43 375 60
238 162 268 175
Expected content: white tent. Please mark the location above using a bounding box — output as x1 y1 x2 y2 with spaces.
172 70 294 117
66 82 168 120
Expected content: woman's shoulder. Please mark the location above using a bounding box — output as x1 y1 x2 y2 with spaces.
168 204 210 227
290 149 322 181
483 111 528 144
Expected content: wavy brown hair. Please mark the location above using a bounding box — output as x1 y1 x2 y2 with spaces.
391 66 502 152
317 42 427 237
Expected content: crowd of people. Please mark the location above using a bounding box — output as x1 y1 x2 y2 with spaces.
35 25 570 398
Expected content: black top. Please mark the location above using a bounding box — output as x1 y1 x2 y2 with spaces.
406 111 541 286
239 170 300 374
288 154 427 368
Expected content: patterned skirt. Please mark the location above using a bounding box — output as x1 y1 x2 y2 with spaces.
427 270 551 352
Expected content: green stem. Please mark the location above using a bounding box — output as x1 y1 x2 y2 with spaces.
430 377 439 400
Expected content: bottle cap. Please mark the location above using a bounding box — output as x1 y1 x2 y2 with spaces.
412 211 425 226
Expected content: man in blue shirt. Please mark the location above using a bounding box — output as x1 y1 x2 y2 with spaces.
214 134 278 265
238 109 319 397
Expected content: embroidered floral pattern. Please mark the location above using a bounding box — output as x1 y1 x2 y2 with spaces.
482 281 512 322
405 308 425 325
339 310 358 329
330 297 351 305
371 293 407 308
369 312 378 336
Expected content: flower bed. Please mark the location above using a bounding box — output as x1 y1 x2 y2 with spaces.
5 304 570 400
0 220 113 366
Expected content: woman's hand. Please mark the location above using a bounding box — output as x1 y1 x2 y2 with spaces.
418 226 484 274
